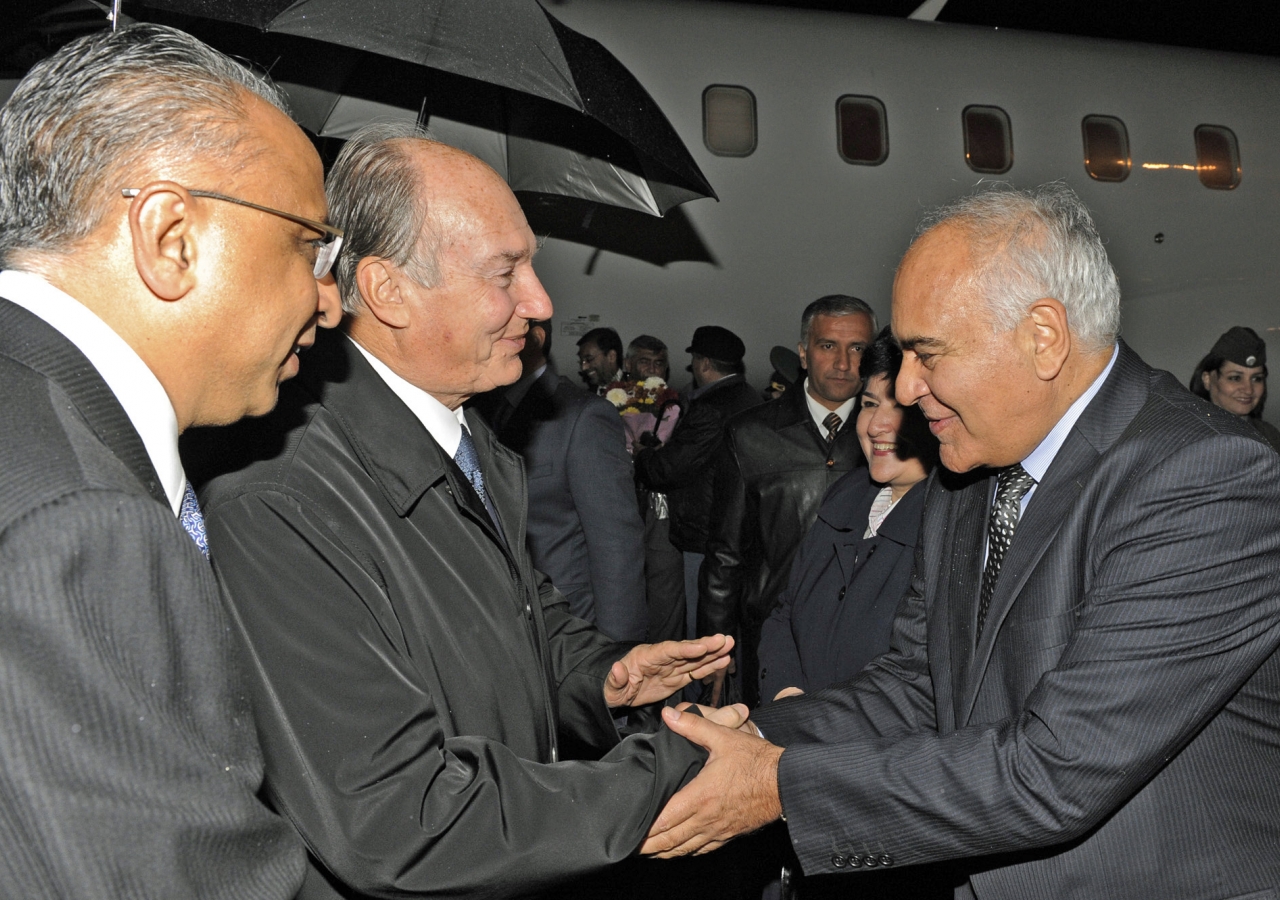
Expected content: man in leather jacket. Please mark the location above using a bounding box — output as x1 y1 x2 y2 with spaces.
699 296 873 706
635 326 762 639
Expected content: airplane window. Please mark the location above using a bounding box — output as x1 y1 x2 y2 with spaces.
837 95 888 165
1082 115 1130 182
963 105 1012 174
703 85 757 157
1195 125 1241 189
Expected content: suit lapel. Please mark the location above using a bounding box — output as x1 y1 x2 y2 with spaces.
0 297 166 505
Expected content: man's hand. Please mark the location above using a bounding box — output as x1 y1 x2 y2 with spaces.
604 635 734 708
676 702 752 732
640 706 784 857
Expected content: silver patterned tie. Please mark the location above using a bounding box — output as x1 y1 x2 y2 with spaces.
976 464 1035 640
454 425 489 505
179 481 209 558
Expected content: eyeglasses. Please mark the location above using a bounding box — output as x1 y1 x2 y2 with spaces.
121 188 344 279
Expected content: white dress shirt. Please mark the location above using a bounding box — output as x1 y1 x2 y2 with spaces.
0 268 186 514
350 337 468 457
802 377 858 436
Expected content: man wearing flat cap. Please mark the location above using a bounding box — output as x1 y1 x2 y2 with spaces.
1191 325 1280 453
636 325 761 639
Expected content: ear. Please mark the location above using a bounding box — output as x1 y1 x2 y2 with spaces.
355 257 411 329
796 341 808 370
127 182 199 302
1201 369 1212 392
1025 297 1071 382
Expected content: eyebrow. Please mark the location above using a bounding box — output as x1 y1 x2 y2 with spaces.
896 336 945 352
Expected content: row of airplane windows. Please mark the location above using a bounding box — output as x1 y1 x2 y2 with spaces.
702 85 1243 189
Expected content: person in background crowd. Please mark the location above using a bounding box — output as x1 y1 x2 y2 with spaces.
758 327 938 705
627 334 671 381
625 334 687 645
0 24 345 896
479 319 648 642
763 345 803 401
1190 325 1280 453
635 326 761 641
189 126 732 900
699 295 873 707
577 326 625 393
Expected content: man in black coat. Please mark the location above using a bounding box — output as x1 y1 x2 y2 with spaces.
481 319 648 641
635 326 762 639
642 185 1280 900
0 25 343 896
191 127 732 900
699 296 872 706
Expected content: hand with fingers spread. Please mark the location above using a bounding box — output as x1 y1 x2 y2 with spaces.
640 705 783 857
604 634 734 708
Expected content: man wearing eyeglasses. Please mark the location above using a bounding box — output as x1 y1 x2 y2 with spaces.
186 125 734 899
0 24 340 897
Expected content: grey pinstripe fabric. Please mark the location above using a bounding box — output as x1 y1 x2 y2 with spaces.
752 341 1280 900
0 298 304 898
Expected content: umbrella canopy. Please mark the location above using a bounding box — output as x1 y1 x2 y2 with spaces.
131 0 715 216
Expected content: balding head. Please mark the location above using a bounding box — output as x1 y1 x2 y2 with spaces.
333 128 553 408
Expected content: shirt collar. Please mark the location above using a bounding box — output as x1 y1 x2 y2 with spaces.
0 269 185 513
802 377 858 433
349 336 468 458
1021 343 1119 483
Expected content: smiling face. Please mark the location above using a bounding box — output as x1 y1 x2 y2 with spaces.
1203 361 1266 417
799 312 874 410
193 95 341 423
856 373 931 497
892 223 1047 473
578 341 619 389
628 347 669 380
390 147 552 406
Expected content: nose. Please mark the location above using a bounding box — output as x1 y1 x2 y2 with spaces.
515 268 554 323
868 401 900 438
896 352 928 407
315 273 344 329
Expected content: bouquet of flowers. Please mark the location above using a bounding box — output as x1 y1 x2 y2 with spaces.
604 376 681 454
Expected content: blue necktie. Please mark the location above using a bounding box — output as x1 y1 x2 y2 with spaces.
179 481 209 558
456 426 505 540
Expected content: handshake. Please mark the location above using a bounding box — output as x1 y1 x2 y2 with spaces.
640 701 786 858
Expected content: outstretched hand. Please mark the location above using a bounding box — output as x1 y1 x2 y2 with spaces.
640 705 784 857
604 634 734 708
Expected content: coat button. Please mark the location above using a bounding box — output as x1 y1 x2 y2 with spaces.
848 854 863 868
879 854 893 867
837 586 846 601
831 855 846 868
826 458 835 467
864 855 879 867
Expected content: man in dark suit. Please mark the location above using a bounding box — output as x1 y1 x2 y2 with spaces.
640 184 1280 900
482 319 648 641
0 25 342 896
635 326 762 639
699 296 872 706
191 126 732 899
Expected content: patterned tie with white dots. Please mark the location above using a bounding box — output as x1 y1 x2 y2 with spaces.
976 463 1035 640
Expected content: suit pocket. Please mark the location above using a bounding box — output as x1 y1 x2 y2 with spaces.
528 463 553 480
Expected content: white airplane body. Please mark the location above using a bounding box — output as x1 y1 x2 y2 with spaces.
537 0 1280 426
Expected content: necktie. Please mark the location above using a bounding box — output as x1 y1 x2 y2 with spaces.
976 464 1035 640
455 425 504 539
823 411 842 444
179 481 209 558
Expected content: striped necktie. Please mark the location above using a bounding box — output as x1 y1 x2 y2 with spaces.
823 411 842 444
976 464 1035 639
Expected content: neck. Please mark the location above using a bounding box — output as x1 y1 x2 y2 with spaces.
349 318 469 411
805 378 849 412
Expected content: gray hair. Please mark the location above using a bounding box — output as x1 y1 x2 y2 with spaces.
917 183 1121 352
325 122 443 315
800 295 877 344
0 24 289 268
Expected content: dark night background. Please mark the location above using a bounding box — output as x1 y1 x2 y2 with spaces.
5 0 1280 78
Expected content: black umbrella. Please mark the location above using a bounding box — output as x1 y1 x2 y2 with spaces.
129 0 716 216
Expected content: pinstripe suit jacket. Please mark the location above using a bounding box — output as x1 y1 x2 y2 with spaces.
752 341 1280 900
0 297 304 898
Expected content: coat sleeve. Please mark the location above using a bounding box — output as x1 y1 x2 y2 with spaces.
206 490 705 899
756 435 1280 875
634 400 723 491
0 492 303 898
697 432 755 640
756 562 807 704
566 399 648 642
